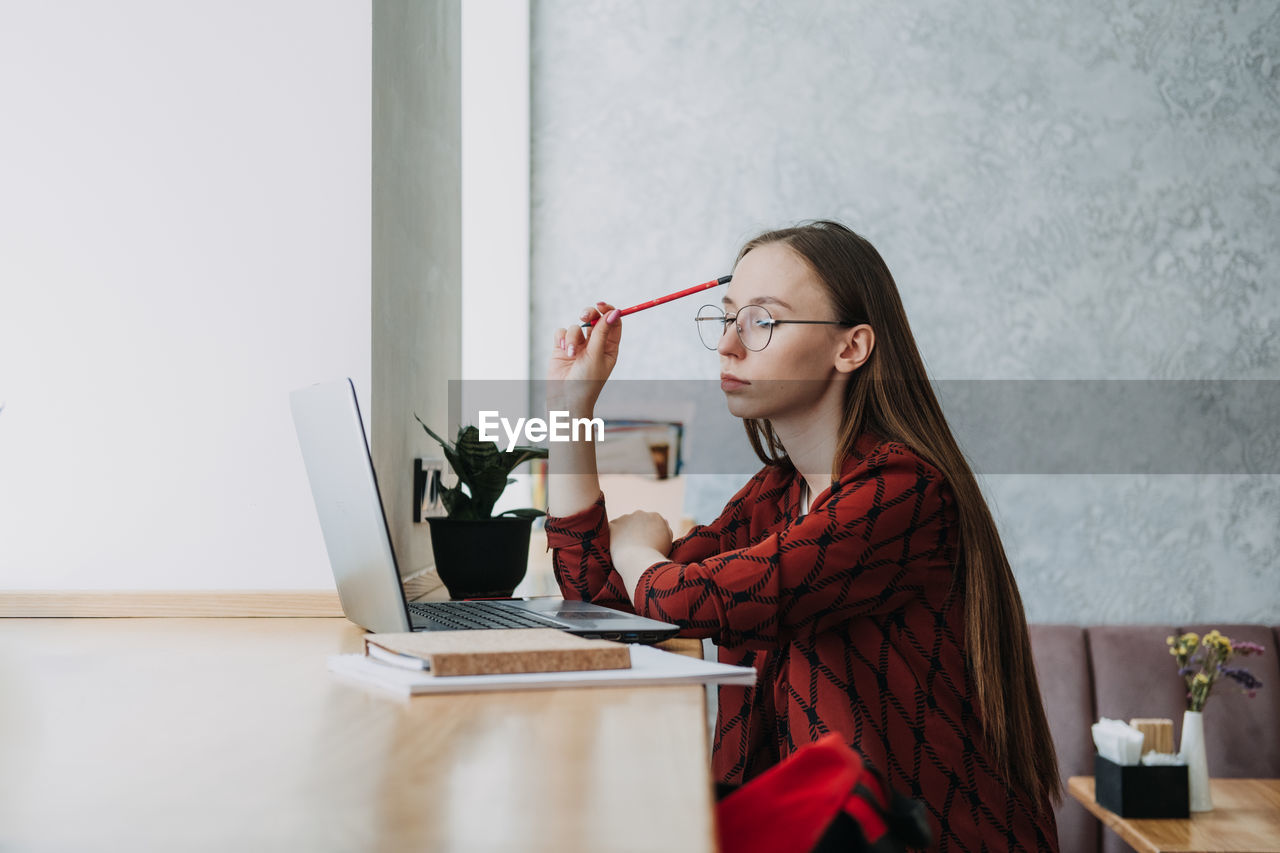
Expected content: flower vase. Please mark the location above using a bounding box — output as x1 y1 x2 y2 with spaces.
1180 710 1213 812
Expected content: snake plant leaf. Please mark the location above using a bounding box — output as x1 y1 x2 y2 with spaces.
414 416 550 520
414 414 465 480
440 486 472 518
414 415 447 447
500 444 549 465
498 508 546 519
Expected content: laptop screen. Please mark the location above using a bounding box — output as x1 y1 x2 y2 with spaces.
290 378 413 633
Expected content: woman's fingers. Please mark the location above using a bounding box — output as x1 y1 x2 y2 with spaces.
553 328 584 354
553 327 578 355
578 306 602 345
565 325 586 355
592 302 616 327
557 302 620 358
588 306 619 355
580 303 617 333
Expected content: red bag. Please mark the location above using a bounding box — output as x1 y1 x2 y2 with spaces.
716 734 932 853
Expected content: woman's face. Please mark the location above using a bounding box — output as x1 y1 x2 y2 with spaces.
716 242 851 421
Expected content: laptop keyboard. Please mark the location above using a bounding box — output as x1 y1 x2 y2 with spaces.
407 601 567 630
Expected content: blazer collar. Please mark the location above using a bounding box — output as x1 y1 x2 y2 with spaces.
787 432 886 517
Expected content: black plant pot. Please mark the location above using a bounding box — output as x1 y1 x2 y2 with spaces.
426 516 533 600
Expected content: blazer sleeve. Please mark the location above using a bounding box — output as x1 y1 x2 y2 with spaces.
544 468 774 614
631 449 959 648
544 492 635 613
666 467 775 564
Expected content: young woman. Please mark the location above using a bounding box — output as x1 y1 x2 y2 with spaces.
545 221 1060 850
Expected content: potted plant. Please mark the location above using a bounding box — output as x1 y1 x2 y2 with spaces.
415 416 548 599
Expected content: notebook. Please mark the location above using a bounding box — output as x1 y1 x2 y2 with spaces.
328 643 757 696
289 378 680 642
364 628 632 676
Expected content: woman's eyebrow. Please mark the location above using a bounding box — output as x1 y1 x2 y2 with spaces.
721 295 793 310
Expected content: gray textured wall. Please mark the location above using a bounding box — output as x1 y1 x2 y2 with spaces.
530 1 1280 624
373 0 462 579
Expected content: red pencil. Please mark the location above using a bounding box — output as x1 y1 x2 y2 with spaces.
579 275 732 328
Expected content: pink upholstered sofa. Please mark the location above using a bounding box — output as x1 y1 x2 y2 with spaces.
1029 624 1280 853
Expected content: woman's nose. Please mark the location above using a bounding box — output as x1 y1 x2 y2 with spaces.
716 322 744 357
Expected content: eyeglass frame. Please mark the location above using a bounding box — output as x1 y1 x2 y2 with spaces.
695 303 868 351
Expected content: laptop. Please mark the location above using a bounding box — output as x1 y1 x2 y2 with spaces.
289 378 679 643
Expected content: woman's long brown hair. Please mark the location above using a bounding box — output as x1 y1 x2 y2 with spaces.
737 220 1060 809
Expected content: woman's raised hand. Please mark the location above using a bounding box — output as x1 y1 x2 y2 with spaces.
548 302 622 414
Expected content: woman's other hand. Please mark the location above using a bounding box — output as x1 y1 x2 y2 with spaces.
549 302 622 414
609 510 674 557
608 509 675 603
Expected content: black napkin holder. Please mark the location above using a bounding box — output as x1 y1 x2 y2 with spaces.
1094 754 1189 818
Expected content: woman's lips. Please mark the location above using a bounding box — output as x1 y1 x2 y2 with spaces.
720 373 750 391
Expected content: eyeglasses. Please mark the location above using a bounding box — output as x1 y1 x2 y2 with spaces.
695 304 862 351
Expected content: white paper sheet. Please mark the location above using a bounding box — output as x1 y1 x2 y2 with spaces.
327 643 757 696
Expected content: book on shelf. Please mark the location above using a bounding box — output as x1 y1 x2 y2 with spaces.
363 628 631 677
596 419 684 479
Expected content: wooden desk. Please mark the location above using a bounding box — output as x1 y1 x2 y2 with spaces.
1069 776 1280 853
0 618 716 852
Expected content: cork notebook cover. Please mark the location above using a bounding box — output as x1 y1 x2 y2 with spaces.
364 628 632 677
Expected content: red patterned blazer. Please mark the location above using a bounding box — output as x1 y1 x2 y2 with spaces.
545 433 1058 851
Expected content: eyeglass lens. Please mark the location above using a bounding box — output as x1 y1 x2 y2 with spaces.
696 305 773 351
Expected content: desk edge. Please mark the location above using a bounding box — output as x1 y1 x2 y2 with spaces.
0 590 344 618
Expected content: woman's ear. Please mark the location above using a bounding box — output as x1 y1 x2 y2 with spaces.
833 324 874 374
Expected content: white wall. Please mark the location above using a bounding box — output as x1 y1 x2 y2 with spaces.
0 1 372 589
462 0 534 517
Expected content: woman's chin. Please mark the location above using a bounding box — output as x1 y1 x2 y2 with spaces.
723 393 766 420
